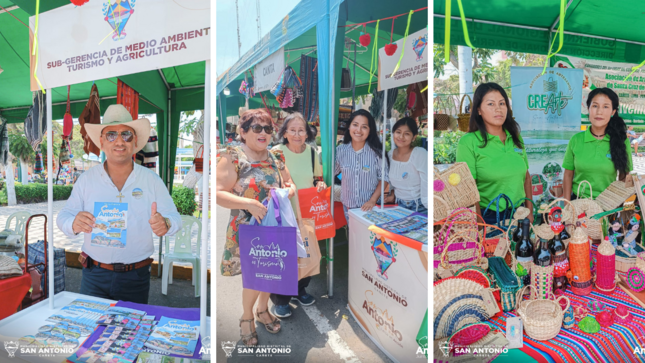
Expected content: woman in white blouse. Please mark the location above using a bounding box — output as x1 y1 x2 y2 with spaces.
384 117 428 212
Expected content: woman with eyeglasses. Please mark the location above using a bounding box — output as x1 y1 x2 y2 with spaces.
268 112 326 319
335 109 389 222
216 109 298 346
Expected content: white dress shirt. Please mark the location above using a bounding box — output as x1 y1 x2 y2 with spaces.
57 162 182 264
388 147 428 209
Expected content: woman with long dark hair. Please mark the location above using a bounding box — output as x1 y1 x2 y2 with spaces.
335 109 389 221
456 82 533 224
384 117 427 212
563 88 632 200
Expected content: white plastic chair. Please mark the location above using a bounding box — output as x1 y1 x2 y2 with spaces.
5 211 31 253
162 215 201 297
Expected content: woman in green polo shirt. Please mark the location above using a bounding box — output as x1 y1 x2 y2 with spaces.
563 88 632 200
456 82 533 224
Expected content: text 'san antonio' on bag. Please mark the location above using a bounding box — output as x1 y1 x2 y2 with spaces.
298 187 336 241
238 190 299 296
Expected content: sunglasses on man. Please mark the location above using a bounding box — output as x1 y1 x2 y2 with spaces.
103 130 135 142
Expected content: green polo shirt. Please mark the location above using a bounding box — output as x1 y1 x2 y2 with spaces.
562 129 632 199
456 129 529 211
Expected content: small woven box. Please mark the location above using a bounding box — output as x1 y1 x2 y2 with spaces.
531 264 554 300
489 256 522 312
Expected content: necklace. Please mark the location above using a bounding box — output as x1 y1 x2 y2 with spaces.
590 129 606 138
104 161 133 199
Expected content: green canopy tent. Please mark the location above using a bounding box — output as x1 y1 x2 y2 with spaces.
433 0 645 65
0 1 205 191
0 1 212 335
216 0 427 295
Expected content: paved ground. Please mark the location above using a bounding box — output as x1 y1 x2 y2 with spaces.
215 205 392 363
0 200 211 269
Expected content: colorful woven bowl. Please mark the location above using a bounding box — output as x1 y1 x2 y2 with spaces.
613 305 633 324
596 311 614 328
589 301 605 313
578 316 601 333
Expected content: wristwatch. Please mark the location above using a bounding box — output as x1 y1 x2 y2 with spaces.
163 217 172 230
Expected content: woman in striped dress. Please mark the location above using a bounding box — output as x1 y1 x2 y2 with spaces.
335 109 389 222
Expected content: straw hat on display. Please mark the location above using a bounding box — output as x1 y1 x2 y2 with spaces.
513 207 530 221
596 311 614 328
84 104 150 154
613 305 634 324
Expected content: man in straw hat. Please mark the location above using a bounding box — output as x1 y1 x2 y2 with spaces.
57 104 181 304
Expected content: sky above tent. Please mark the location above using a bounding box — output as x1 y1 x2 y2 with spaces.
216 0 299 75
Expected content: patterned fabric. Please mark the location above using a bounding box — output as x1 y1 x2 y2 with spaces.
298 55 319 123
486 245 645 363
34 150 43 173
28 240 66 294
0 116 8 166
217 146 285 276
135 128 159 169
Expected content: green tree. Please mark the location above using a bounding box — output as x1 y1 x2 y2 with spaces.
433 44 497 84
179 110 203 136
8 128 35 164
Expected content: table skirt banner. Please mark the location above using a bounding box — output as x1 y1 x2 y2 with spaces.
483 246 645 363
348 211 428 363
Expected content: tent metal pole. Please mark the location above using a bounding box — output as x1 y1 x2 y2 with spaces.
550 0 575 31
381 90 386 211
158 69 170 90
200 59 211 341
47 89 54 309
327 16 335 299
170 85 205 91
352 43 356 110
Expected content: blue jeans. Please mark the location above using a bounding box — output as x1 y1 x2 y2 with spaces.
80 264 151 304
397 198 427 213
270 276 311 305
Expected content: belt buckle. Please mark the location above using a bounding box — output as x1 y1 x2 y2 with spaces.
113 263 127 272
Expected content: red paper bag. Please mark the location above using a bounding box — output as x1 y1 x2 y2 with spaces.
298 187 336 240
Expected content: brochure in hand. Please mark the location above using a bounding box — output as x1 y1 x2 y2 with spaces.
92 202 128 248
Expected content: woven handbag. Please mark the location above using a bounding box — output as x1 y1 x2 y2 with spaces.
458 94 472 132
434 207 481 268
566 181 603 241
482 194 516 237
515 285 570 341
436 230 488 278
434 163 480 212
434 195 450 222
488 256 521 312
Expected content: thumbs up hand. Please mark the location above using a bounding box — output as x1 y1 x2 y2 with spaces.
149 202 169 236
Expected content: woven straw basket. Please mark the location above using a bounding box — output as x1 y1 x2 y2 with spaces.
437 230 488 277
567 181 604 241
434 114 450 131
434 163 480 212
434 195 450 222
515 285 570 341
531 264 555 300
434 207 480 267
458 94 472 132
616 243 645 273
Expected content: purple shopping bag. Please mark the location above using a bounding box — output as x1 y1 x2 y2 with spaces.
238 190 299 295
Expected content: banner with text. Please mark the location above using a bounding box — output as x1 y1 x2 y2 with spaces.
552 55 645 126
254 47 285 93
29 0 210 91
379 28 428 91
511 67 583 205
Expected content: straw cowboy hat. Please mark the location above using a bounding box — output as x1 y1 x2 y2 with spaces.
85 104 150 154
